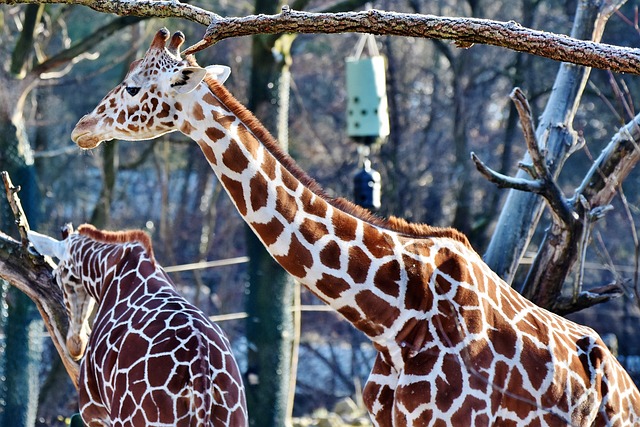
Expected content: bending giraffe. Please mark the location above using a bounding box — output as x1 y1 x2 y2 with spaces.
28 224 248 427
70 28 640 426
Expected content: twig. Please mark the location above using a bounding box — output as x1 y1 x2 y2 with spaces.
2 171 30 247
470 153 543 193
510 88 542 179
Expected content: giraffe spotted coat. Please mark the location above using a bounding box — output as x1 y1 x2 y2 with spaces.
70 28 640 426
29 225 247 426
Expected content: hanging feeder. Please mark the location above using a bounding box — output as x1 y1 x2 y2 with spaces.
346 33 388 210
346 34 390 146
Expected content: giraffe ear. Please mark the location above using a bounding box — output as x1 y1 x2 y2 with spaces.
205 65 231 84
27 230 67 261
169 66 207 94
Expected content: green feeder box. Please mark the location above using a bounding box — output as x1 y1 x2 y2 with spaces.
346 55 390 145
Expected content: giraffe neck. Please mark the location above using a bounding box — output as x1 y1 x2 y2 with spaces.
70 236 158 303
175 77 468 354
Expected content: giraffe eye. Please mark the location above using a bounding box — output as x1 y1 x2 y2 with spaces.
125 86 141 96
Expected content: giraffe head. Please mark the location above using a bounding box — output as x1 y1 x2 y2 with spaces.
28 225 155 361
71 28 230 149
28 226 95 360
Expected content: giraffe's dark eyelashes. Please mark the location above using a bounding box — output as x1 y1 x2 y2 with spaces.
126 86 141 96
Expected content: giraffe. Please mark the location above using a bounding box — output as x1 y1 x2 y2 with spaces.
70 28 640 426
28 224 248 426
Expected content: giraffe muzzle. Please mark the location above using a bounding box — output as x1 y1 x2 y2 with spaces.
71 116 102 149
67 333 88 361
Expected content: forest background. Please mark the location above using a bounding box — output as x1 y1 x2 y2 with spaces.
2 0 640 426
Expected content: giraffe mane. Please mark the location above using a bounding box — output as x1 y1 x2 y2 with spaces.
198 67 470 248
77 224 157 266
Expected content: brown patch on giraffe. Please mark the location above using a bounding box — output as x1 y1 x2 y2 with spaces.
117 110 127 124
333 213 358 241
434 273 453 295
363 378 394 424
275 186 298 224
196 140 217 166
315 273 350 299
203 91 217 105
459 304 483 335
434 355 463 412
222 140 250 174
262 153 277 181
192 102 205 121
506 369 538 420
301 189 328 218
434 248 468 283
205 126 226 142
220 175 247 216
174 101 182 111
373 260 400 297
396 380 432 413
362 226 395 258
319 241 342 270
97 104 106 114
251 218 284 246
355 289 400 329
128 124 139 132
299 218 329 244
451 396 488 426
249 173 269 212
237 124 259 160
487 316 517 359
218 113 236 129
77 224 155 266
180 120 195 135
280 166 299 193
337 305 384 336
347 246 371 283
274 234 312 278
403 255 433 312
396 317 431 355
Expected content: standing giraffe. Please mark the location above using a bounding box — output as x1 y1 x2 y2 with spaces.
70 28 640 426
28 224 248 426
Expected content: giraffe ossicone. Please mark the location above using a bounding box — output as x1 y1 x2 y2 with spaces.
29 224 248 426
71 28 640 426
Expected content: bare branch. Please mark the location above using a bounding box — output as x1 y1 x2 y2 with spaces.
2 171 30 247
474 89 576 227
510 88 542 179
471 152 543 193
3 1 640 75
552 283 625 316
1 172 80 387
0 233 79 387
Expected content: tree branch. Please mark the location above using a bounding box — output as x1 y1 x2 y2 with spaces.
0 173 79 388
4 1 640 75
473 88 576 226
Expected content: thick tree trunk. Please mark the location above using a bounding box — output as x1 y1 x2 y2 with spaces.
243 2 295 426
